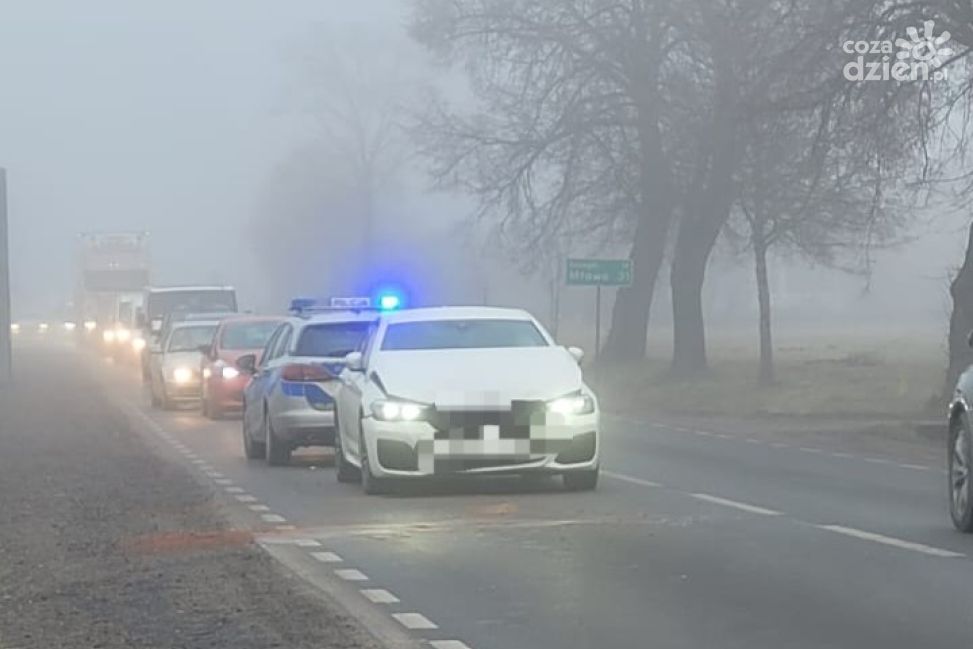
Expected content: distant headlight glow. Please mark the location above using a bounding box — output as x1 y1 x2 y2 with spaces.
102 329 116 343
221 366 240 380
115 328 131 342
171 367 193 384
132 337 146 353
38 323 49 333
10 323 20 333
64 321 77 331
84 320 97 332
546 394 595 415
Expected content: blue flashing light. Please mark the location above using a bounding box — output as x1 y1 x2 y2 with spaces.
378 293 402 311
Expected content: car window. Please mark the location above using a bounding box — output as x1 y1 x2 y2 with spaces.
166 325 217 353
271 326 293 361
220 321 281 350
294 321 372 357
259 325 284 365
380 319 549 351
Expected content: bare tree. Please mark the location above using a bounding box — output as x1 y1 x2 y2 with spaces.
410 0 681 360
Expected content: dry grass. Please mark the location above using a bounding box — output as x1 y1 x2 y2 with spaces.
586 328 946 419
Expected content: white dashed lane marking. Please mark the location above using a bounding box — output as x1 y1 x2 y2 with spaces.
335 569 369 581
249 504 271 512
690 493 782 516
392 612 438 630
361 588 400 604
294 539 321 547
236 494 258 502
225 486 245 493
261 514 286 523
816 525 964 558
311 551 343 563
602 471 661 488
430 642 473 649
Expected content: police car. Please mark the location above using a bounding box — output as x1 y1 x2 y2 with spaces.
332 305 599 494
237 298 381 466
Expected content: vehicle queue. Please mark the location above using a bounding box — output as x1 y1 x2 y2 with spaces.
89 287 602 495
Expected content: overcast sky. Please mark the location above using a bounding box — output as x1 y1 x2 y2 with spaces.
0 0 405 316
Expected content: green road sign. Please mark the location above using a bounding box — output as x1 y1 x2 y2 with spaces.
565 258 632 286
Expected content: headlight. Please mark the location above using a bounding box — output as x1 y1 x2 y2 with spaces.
10 323 19 333
103 329 116 343
115 328 131 343
132 337 146 353
546 393 595 415
64 321 77 331
84 320 97 332
221 366 239 380
202 367 212 380
38 323 49 332
371 399 429 422
171 367 193 384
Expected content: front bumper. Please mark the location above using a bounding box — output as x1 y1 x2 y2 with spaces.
206 376 249 409
164 379 203 400
361 411 599 479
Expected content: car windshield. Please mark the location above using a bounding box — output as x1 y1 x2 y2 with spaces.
167 325 217 353
294 322 371 357
220 321 281 350
147 290 237 320
381 319 548 351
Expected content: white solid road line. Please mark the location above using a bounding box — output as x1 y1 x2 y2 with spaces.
430 642 473 649
602 471 662 488
335 569 369 581
392 612 438 630
311 551 343 563
816 525 965 558
361 588 400 604
691 493 782 516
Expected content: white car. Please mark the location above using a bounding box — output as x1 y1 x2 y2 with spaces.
148 319 221 409
333 306 599 494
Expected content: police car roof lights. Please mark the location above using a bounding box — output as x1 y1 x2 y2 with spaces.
289 297 375 317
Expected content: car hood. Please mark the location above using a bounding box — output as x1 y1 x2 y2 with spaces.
163 351 204 368
371 347 583 407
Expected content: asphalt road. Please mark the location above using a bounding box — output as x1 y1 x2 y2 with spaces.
18 340 973 648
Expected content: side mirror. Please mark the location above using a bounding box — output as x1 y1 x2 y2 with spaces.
567 346 585 364
344 351 364 372
236 353 257 374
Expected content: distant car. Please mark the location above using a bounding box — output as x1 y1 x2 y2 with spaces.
199 316 285 419
949 330 973 531
332 306 599 494
148 319 221 410
238 308 379 465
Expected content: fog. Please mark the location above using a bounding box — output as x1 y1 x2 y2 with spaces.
1 1 968 351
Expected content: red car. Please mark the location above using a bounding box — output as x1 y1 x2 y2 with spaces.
200 316 284 419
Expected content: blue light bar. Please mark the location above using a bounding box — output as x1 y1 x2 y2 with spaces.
378 293 401 310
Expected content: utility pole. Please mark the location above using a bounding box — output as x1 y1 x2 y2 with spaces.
0 168 11 384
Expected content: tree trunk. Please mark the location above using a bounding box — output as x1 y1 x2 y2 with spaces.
754 236 774 385
599 204 672 362
670 227 710 375
945 221 973 399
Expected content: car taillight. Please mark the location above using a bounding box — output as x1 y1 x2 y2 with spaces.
280 363 332 382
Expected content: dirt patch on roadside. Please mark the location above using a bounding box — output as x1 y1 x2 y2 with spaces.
0 349 381 649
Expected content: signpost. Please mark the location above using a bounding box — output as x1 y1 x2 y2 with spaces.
566 258 633 360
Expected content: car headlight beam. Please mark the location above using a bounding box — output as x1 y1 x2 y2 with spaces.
371 399 429 422
546 394 595 415
221 366 240 380
171 367 193 384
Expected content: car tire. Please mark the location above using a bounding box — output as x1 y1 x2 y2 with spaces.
265 411 291 466
949 412 973 532
360 417 389 495
334 414 360 483
563 468 599 491
242 410 265 460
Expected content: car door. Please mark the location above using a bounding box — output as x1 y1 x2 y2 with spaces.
264 326 295 431
244 325 283 437
338 323 378 462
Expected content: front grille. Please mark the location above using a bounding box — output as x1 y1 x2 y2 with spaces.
430 401 546 440
435 457 537 472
